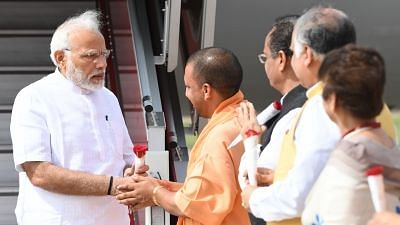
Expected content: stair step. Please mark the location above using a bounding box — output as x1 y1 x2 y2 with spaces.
0 113 11 145
0 37 54 67
0 153 18 188
0 65 135 74
0 1 95 30
0 195 17 225
0 29 53 37
0 28 132 37
0 187 18 196
0 74 47 106
0 66 54 74
0 106 12 113
0 145 12 153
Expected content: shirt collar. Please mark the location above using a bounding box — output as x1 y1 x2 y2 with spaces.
280 94 286 104
53 68 94 95
306 81 324 99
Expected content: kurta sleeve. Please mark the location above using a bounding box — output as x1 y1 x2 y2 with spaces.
11 88 52 172
175 133 239 225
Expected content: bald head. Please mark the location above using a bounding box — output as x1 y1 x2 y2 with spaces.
186 47 243 99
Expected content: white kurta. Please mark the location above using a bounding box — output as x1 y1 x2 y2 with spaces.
10 69 134 225
249 83 341 221
238 107 300 190
257 108 301 169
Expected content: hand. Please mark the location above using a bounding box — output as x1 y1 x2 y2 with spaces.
239 168 250 190
239 167 274 189
124 164 149 177
256 167 274 186
116 175 159 210
123 167 134 177
367 211 400 225
236 101 264 141
241 185 257 210
111 176 135 196
135 164 149 176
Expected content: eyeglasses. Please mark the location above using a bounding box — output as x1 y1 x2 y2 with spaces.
258 53 268 64
64 49 111 62
257 49 293 64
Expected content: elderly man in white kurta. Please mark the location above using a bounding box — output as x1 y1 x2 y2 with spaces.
10 10 139 225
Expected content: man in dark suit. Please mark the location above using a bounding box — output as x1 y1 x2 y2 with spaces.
238 15 307 225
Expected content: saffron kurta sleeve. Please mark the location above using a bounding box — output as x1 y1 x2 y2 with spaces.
175 129 237 224
174 91 250 225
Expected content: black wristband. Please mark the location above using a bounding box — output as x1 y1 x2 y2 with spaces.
107 176 113 195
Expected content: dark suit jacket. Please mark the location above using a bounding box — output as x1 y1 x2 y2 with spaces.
260 85 307 151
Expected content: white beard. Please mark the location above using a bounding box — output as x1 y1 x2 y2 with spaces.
65 61 105 92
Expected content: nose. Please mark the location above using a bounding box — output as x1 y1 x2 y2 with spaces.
185 88 189 98
94 55 107 69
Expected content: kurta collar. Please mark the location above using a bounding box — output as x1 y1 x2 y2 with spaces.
212 91 244 116
306 81 324 99
53 68 94 95
187 90 244 173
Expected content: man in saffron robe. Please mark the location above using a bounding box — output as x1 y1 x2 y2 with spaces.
117 47 251 225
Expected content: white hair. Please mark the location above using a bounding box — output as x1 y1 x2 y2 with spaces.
49 10 102 66
292 6 353 61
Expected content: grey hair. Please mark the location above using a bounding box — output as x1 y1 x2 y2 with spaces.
293 6 356 60
49 10 102 66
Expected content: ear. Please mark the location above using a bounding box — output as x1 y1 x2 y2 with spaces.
277 50 287 72
202 83 212 100
54 50 66 68
326 92 338 113
303 45 314 67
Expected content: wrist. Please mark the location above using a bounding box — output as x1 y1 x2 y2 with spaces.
107 176 113 195
108 176 125 196
152 185 165 206
245 129 261 137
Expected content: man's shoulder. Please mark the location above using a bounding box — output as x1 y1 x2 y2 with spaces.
16 73 52 98
297 95 340 142
207 117 239 143
99 87 117 97
283 85 307 110
95 87 119 103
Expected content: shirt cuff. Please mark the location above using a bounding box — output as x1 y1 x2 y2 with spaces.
248 186 268 220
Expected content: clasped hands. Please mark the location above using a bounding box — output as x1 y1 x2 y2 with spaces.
236 100 274 210
116 174 160 211
115 164 157 211
240 168 274 209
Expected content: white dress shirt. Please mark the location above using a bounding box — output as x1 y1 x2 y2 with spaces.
11 69 134 225
257 108 301 169
249 82 341 221
238 94 301 189
238 108 300 189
